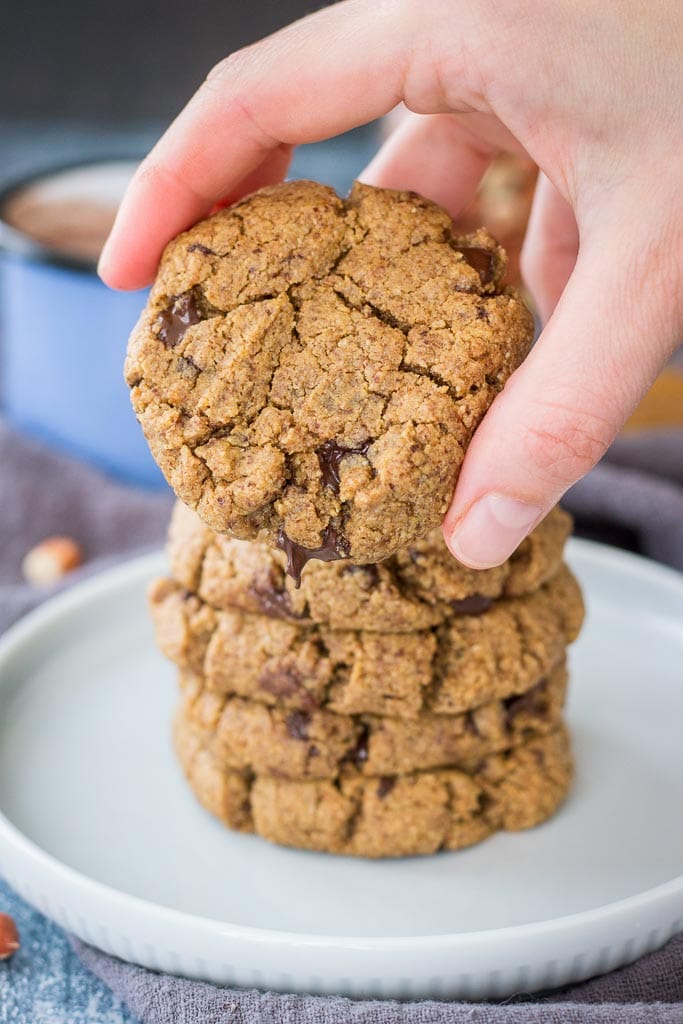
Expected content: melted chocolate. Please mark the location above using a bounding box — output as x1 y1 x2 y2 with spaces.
449 594 493 616
503 678 548 727
453 246 495 286
286 710 311 740
156 290 203 348
277 523 350 587
377 777 395 799
316 439 373 495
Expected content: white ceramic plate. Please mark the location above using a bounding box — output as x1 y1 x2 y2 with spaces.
0 540 681 1000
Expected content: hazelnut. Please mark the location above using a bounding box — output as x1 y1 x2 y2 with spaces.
22 536 83 586
0 913 20 960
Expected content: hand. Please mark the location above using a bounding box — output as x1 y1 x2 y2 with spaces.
99 0 683 568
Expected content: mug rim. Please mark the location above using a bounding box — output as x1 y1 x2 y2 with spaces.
0 155 141 275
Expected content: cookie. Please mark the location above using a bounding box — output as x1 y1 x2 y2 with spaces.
168 500 572 632
174 718 573 857
149 565 583 718
178 661 567 779
126 181 534 575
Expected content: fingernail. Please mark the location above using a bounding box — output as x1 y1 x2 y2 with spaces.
447 494 543 569
97 240 112 282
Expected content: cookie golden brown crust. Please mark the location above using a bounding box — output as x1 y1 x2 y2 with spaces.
177 661 567 780
168 501 572 632
174 718 573 858
126 181 534 572
149 565 584 719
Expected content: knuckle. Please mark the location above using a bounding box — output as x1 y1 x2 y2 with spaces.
518 403 615 485
204 50 246 91
201 49 271 146
132 156 173 196
134 156 208 206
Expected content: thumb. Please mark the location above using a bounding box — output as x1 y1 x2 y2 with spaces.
443 220 681 568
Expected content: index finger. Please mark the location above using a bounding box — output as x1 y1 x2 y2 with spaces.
98 0 432 289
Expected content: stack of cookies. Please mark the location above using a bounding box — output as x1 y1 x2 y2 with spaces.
125 178 585 857
149 502 583 857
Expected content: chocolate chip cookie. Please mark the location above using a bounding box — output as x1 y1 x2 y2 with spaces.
150 565 583 718
126 181 534 575
174 717 573 857
177 661 567 779
168 500 572 632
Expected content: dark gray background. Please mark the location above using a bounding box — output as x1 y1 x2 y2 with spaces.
1 0 322 121
0 0 379 196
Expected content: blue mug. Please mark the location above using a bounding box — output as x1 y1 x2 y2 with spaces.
0 159 165 489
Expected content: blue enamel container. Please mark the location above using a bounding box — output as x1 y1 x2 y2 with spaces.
0 159 163 488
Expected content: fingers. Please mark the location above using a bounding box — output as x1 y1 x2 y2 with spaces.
101 144 293 291
443 221 680 568
360 112 494 218
209 144 293 212
521 172 579 322
99 0 424 289
361 110 530 219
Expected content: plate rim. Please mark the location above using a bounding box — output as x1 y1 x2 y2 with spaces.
0 537 682 954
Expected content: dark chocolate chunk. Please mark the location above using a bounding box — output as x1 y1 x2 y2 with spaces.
258 666 315 708
277 523 350 587
285 710 311 740
176 355 201 379
464 712 480 737
503 678 548 727
349 725 370 765
187 243 216 255
453 245 495 286
340 563 380 589
449 594 493 616
248 576 299 619
316 439 373 495
477 790 494 814
156 290 203 348
377 776 395 799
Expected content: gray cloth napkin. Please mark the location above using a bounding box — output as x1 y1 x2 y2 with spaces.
1 417 682 1023
562 431 683 571
73 935 683 1023
0 419 173 633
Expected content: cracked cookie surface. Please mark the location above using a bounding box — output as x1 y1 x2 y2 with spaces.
168 500 572 632
177 661 567 780
149 565 583 719
125 180 534 572
174 718 573 857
